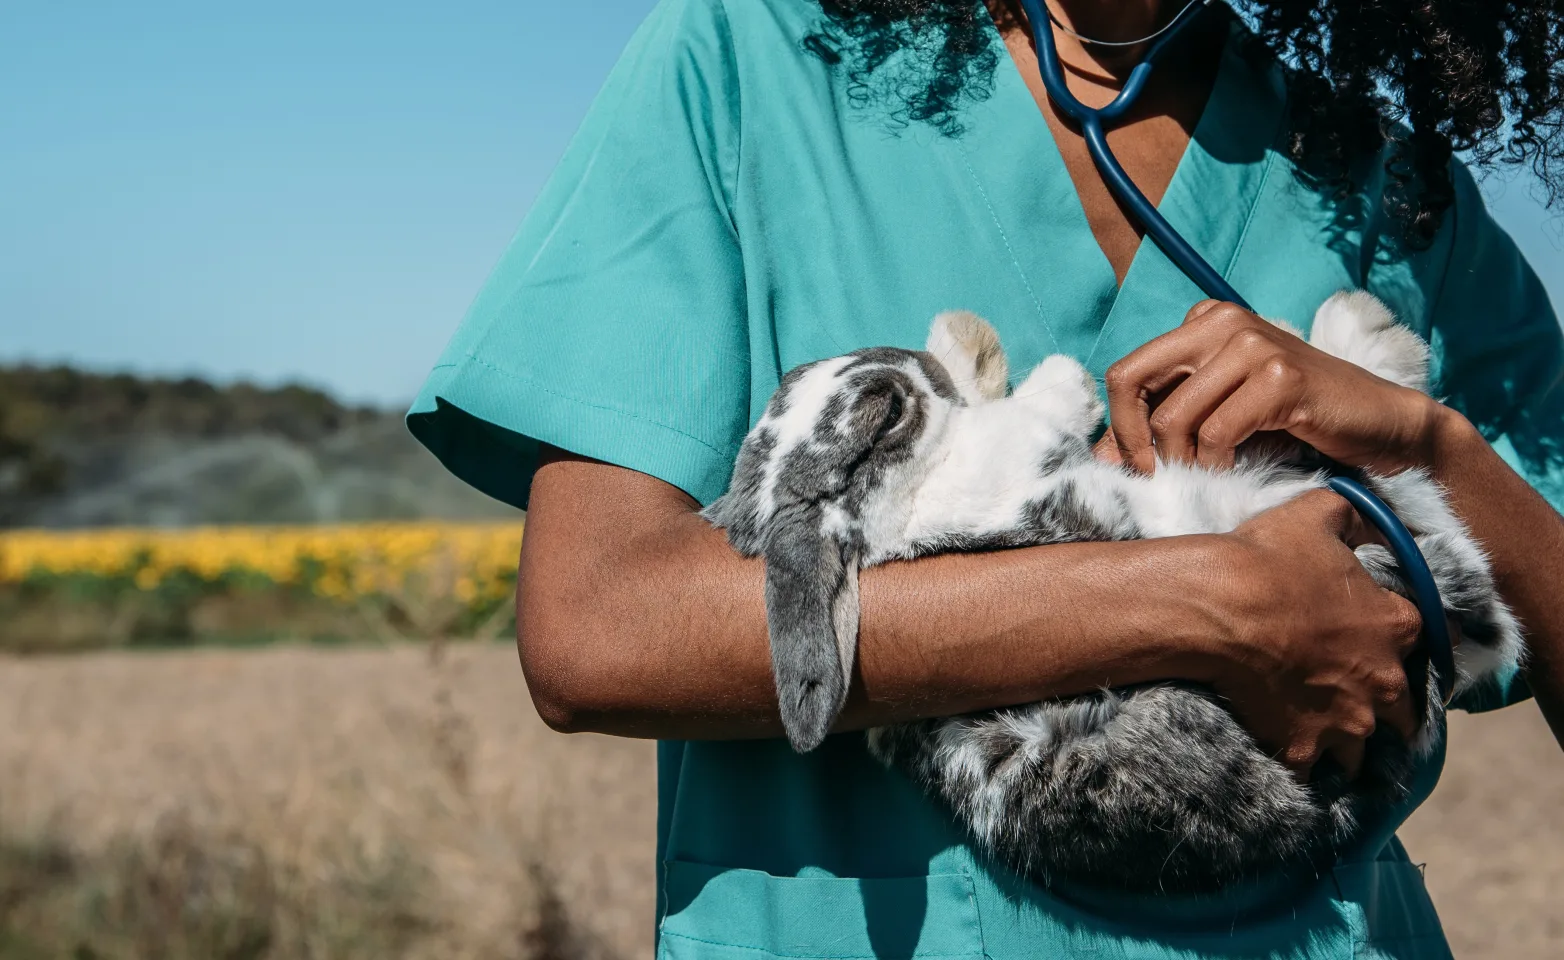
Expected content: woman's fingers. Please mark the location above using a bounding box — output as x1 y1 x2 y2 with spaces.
1105 358 1187 473
1144 348 1258 466
1185 299 1224 322
1283 594 1420 783
1279 743 1320 782
1106 304 1286 472
1385 595 1426 739
1105 337 1209 471
1376 671 1421 745
1191 369 1305 469
1328 502 1425 747
1104 305 1246 469
1289 485 1358 532
1219 489 1436 791
1360 589 1423 748
1108 298 1445 476
1310 492 1423 757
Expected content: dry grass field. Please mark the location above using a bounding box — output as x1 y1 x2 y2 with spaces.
0 644 1558 959
0 644 653 960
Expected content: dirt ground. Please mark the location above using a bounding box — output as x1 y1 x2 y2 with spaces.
1397 695 1564 958
1 644 1557 958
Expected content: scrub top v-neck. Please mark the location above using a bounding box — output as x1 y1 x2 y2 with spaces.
971 5 1283 376
408 1 1564 957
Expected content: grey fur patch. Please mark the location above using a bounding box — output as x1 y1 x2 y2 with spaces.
765 361 815 418
911 351 966 403
1022 478 1139 543
866 683 1415 892
1037 435 1091 475
702 427 776 553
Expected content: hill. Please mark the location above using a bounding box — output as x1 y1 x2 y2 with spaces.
0 365 516 528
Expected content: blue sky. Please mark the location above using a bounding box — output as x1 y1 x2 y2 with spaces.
2 1 1560 405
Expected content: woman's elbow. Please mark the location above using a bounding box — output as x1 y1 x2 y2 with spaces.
516 595 629 735
522 655 588 734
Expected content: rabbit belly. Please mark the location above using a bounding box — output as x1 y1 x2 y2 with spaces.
895 452 1327 559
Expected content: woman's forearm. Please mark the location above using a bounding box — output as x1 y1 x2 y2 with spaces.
853 530 1233 730
1427 408 1564 745
518 458 1232 739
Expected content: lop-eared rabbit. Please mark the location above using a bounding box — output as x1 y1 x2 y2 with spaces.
705 292 1522 893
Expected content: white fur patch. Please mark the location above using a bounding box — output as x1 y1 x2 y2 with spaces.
1309 290 1429 391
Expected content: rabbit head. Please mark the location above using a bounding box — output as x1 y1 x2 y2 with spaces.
705 312 1010 752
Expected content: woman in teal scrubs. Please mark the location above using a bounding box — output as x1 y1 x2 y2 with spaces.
410 0 1564 956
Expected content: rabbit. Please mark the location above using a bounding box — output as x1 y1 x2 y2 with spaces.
704 291 1524 893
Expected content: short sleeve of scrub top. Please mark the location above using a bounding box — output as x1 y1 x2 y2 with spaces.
408 0 750 511
408 1 1564 957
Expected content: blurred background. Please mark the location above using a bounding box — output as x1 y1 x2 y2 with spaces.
1 2 1559 958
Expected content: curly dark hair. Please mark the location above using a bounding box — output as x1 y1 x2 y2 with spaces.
808 0 1564 247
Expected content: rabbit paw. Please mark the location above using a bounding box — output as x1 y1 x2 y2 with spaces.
1308 291 1430 391
1012 355 1103 438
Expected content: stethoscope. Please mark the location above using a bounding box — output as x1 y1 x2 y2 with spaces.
1016 0 1457 705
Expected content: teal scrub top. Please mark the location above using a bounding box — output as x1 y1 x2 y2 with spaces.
408 1 1564 957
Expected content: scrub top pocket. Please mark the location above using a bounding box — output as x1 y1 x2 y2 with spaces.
657 861 987 959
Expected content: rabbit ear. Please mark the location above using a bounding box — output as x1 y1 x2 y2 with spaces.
762 501 861 753
926 311 1008 403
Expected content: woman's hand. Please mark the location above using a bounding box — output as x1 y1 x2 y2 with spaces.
1196 490 1423 780
1103 300 1447 474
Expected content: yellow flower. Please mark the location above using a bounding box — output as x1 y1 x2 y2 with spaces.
0 522 524 605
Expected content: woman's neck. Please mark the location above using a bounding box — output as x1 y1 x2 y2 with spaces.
999 0 1187 82
1050 0 1167 46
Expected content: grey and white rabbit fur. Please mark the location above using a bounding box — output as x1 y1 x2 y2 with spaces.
704 291 1523 893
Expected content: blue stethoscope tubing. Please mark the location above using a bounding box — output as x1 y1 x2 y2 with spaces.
1016 0 1457 705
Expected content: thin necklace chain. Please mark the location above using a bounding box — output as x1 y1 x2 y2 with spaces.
1038 0 1208 48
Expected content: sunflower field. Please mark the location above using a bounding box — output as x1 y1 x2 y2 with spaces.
0 522 525 653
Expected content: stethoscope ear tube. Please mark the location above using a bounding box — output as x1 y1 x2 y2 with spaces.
1326 475 1458 707
1017 0 1457 708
